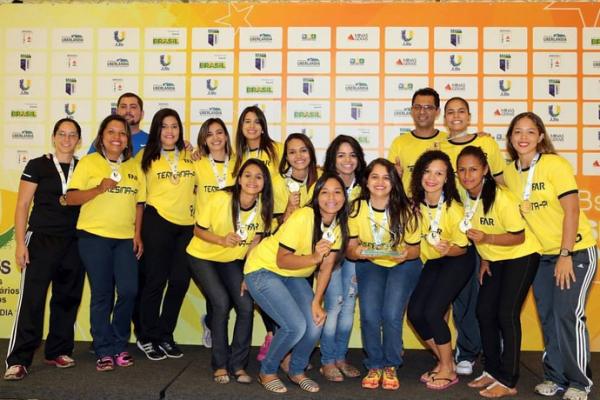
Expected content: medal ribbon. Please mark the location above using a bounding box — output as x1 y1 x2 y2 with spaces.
463 181 484 223
368 201 389 246
237 202 258 235
321 218 338 242
102 150 123 180
517 152 540 202
51 154 75 194
285 168 307 192
426 192 444 235
208 154 229 189
161 148 180 179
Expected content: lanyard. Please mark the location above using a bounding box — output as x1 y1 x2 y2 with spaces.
368 201 389 246
447 130 474 141
517 153 540 202
102 150 123 182
285 169 307 193
321 218 337 243
459 184 483 233
236 202 258 240
208 154 229 189
245 147 262 161
426 192 444 234
51 154 74 194
345 177 356 198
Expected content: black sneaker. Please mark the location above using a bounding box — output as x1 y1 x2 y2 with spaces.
159 341 183 358
136 340 166 361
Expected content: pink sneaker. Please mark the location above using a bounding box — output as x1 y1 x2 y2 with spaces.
257 334 273 362
114 351 134 367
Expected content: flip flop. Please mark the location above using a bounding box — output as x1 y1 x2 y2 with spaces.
479 381 518 398
420 370 437 384
426 376 459 390
258 376 287 393
292 377 320 393
336 362 361 378
320 365 344 382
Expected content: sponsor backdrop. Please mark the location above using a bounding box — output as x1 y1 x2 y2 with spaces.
0 2 598 350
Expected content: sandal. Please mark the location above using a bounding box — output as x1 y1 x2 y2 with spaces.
234 370 252 384
258 375 287 393
420 370 437 384
469 371 496 388
426 375 459 390
479 381 518 398
336 361 361 378
213 370 230 384
289 375 319 393
320 364 344 382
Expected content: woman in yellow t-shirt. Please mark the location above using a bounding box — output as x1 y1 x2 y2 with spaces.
273 133 320 223
457 145 541 398
244 173 349 394
135 108 195 360
65 115 146 372
346 158 421 390
231 105 282 176
504 112 597 399
187 159 273 384
406 150 470 391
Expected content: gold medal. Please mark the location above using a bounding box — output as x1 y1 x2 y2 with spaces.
170 173 180 185
520 200 531 213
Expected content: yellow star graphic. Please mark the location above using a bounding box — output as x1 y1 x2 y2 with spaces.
215 3 254 33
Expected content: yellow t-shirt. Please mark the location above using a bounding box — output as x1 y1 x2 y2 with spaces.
244 207 342 278
137 149 197 226
194 155 236 206
186 190 264 262
503 154 596 255
348 200 421 267
242 141 284 175
272 170 321 215
418 200 469 262
387 130 448 191
441 135 506 177
69 152 146 239
469 186 541 261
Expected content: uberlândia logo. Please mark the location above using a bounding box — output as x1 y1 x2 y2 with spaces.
543 33 567 43
107 58 130 68
153 82 176 92
12 129 34 140
393 106 412 117
249 33 273 43
297 57 320 67
345 82 369 93
198 107 223 118
62 34 84 43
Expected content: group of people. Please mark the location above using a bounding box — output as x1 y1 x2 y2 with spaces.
4 89 596 400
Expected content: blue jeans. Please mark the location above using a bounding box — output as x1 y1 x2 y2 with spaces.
355 259 422 369
245 269 322 376
321 259 357 365
78 231 138 358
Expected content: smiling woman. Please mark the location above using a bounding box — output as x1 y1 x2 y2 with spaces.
64 114 146 373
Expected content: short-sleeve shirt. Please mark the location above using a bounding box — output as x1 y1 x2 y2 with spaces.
387 130 448 192
503 154 596 255
441 135 506 177
418 200 469 262
20 155 80 237
68 152 146 239
242 142 284 175
194 155 236 206
136 149 196 226
244 207 342 278
186 190 264 262
348 200 421 267
272 171 320 215
469 186 541 262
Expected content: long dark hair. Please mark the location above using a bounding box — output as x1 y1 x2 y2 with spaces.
351 158 414 247
93 114 133 161
410 150 461 210
506 112 556 161
233 106 278 176
323 135 366 182
278 133 318 189
227 159 273 235
141 108 185 172
196 118 233 159
457 146 497 214
308 173 349 267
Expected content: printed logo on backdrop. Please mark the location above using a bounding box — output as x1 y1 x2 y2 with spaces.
583 53 600 75
583 28 600 50
106 57 130 69
532 102 577 125
287 76 330 98
336 52 379 74
385 52 429 74
336 27 380 49
190 76 233 98
61 34 84 44
582 154 600 176
336 77 379 99
9 103 39 120
255 53 266 71
337 101 378 123
208 29 219 46
384 102 412 123
20 54 31 71
160 54 171 69
483 101 526 124
435 77 478 99
434 27 478 49
483 52 527 75
583 128 600 150
335 126 378 147
66 54 78 68
239 27 282 49
239 51 282 74
384 76 429 99
17 150 30 167
146 28 186 49
303 78 313 95
450 54 463 70
533 78 577 100
287 52 330 73
53 29 93 49
114 30 126 47
287 27 331 49
499 54 511 71
64 103 77 117
549 79 560 97
191 27 234 49
385 27 429 49
499 79 511 96
191 101 233 123
239 77 281 98
533 27 577 49
18 79 31 95
287 101 329 123
533 53 577 75
5 124 46 147
22 30 33 45
193 53 233 74
65 78 76 95
113 78 125 93
483 77 528 99
546 127 577 150
483 27 527 49
434 52 478 74
207 79 218 92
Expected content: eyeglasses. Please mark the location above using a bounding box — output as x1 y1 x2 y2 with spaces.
411 104 437 112
56 132 79 139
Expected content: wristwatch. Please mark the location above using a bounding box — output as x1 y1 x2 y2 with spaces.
559 248 572 257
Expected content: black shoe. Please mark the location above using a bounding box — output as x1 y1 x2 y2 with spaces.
159 341 183 358
136 340 167 361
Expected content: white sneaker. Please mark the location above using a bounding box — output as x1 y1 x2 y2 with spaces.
456 360 474 375
201 314 212 348
535 380 565 397
563 387 588 400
